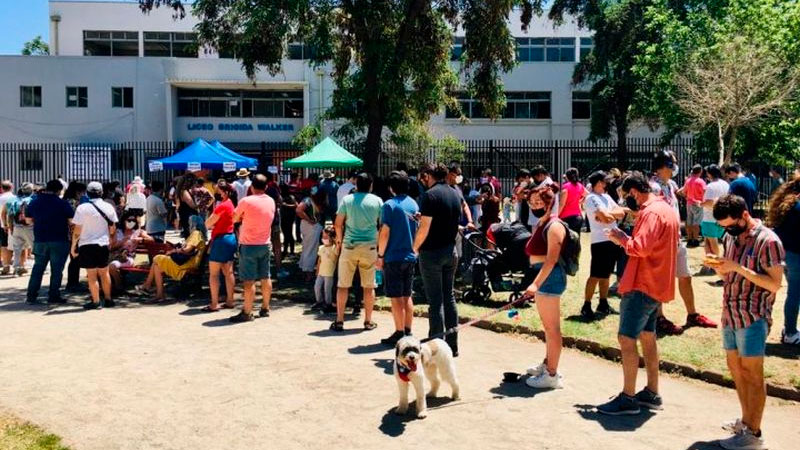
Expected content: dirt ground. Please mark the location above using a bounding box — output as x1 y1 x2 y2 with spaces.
0 272 798 450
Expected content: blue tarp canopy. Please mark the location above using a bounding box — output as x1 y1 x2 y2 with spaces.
150 138 257 171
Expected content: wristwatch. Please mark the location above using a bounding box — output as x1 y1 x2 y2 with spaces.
377 254 384 258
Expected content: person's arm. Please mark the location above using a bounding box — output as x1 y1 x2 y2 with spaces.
558 188 568 215
461 199 474 229
334 213 345 253
205 213 220 230
70 224 82 257
376 224 390 270
411 216 432 255
607 211 663 257
525 222 566 296
157 198 168 218
296 201 313 223
715 259 783 293
138 230 154 243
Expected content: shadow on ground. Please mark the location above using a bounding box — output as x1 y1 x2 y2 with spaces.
573 404 655 431
685 441 721 450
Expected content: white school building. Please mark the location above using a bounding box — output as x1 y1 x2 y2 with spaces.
0 0 660 146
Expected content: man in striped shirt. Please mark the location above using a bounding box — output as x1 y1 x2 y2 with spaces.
709 194 784 450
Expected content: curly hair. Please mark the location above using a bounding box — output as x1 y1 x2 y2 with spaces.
767 177 800 228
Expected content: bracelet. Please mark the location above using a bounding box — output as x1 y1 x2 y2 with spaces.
377 254 384 258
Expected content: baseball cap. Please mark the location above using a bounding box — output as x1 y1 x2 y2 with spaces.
87 181 104 195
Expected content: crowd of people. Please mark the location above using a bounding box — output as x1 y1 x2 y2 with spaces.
2 152 799 450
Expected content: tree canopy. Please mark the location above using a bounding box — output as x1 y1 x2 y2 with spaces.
139 0 543 173
21 35 49 56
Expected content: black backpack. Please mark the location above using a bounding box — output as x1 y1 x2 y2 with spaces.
543 219 581 276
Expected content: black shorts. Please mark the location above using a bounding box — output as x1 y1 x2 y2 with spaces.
78 244 110 269
127 208 144 217
384 261 415 298
562 215 584 234
0 228 7 248
590 241 620 279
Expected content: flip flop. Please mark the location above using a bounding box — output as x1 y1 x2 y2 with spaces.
200 305 220 313
221 304 235 309
329 321 344 332
364 321 378 331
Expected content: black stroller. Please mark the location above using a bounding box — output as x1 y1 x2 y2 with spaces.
460 222 533 304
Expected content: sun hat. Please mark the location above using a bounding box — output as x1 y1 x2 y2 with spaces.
322 170 335 179
236 168 250 178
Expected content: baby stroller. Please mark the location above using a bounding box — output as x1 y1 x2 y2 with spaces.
460 222 533 304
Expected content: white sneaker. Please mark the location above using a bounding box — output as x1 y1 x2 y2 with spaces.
721 418 744 434
782 329 800 345
526 362 546 377
719 427 766 450
525 371 564 389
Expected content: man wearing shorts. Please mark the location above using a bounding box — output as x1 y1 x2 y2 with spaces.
677 164 705 248
230 174 276 323
701 164 729 260
599 172 677 415
0 180 15 275
71 182 117 309
376 171 419 347
710 194 784 450
332 173 383 331
651 151 717 333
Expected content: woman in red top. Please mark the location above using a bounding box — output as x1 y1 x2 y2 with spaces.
203 180 238 312
523 184 568 390
558 167 587 233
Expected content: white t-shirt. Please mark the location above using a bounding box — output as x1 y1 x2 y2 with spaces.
583 192 620 244
233 179 251 201
702 179 729 222
337 182 355 208
125 191 147 210
0 192 16 228
73 199 119 247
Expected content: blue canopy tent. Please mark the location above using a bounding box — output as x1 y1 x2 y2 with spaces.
149 138 256 171
209 140 258 169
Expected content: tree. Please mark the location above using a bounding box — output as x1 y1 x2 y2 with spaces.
675 38 799 165
139 0 543 174
550 0 654 167
21 35 49 56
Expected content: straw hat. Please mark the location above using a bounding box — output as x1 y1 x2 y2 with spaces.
236 168 251 178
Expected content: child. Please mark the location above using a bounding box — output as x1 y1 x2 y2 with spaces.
502 197 512 223
312 227 338 311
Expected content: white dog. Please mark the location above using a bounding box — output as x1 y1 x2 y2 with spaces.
394 336 460 418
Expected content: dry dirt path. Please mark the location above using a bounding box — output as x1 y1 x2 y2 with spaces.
0 282 798 450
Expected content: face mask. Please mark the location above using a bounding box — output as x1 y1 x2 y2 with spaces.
725 220 747 236
125 221 136 229
455 175 463 185
214 194 222 201
673 166 679 177
322 238 331 245
531 208 546 218
625 195 639 211
480 177 488 184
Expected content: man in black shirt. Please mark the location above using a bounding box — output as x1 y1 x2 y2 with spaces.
412 163 463 356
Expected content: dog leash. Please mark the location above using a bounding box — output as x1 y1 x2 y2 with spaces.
420 294 532 344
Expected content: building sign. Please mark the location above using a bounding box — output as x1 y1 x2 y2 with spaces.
187 123 295 132
149 161 164 172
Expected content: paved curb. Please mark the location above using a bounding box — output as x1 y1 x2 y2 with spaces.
372 304 800 402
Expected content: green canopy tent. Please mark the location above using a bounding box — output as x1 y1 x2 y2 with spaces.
283 137 363 168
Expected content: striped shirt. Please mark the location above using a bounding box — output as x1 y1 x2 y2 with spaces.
721 221 785 329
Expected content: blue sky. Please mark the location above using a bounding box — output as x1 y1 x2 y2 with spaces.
0 0 49 55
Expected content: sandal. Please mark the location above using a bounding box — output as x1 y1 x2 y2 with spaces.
221 303 235 309
329 321 344 332
364 321 378 331
200 305 220 313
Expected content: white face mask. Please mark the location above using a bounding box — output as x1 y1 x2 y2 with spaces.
125 221 136 229
322 238 331 246
673 166 679 177
455 175 464 185
480 177 488 184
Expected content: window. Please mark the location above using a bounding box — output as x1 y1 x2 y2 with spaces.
287 42 317 60
451 37 465 61
21 150 43 171
66 87 88 108
83 30 139 56
580 37 594 60
144 32 198 57
20 86 42 107
516 37 575 62
446 91 551 119
177 89 304 118
572 92 591 119
112 87 134 108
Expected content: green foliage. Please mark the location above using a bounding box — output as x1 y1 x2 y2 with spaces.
387 122 464 168
21 35 49 56
291 123 322 152
139 0 542 173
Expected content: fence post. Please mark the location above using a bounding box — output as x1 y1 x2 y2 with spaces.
552 140 559 176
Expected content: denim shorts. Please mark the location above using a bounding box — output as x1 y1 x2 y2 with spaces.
619 290 661 339
530 262 566 297
722 319 768 357
239 244 272 281
209 233 237 263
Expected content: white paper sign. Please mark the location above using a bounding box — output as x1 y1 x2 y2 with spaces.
223 162 237 173
187 162 202 172
267 165 278 174
67 146 111 181
148 161 163 172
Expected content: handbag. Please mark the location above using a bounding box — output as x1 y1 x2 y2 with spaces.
169 251 194 265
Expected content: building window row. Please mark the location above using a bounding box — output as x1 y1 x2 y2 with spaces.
450 37 593 62
176 89 304 118
445 91 592 120
83 30 198 58
19 86 134 109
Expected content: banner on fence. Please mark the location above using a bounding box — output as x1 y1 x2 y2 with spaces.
67 146 111 182
223 162 237 173
148 161 163 172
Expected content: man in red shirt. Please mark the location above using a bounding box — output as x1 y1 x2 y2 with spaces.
678 164 706 248
598 172 678 416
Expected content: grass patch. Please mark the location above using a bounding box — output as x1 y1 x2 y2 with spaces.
0 413 70 450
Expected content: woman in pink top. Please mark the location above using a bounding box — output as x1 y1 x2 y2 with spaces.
558 167 587 233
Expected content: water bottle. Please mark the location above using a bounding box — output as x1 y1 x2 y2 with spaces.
375 269 383 287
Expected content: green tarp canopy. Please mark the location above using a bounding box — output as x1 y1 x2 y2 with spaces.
283 137 363 168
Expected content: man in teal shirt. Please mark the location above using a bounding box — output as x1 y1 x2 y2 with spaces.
331 173 384 331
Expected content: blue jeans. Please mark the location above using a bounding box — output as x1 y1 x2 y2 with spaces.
419 245 458 353
27 241 70 302
784 251 800 334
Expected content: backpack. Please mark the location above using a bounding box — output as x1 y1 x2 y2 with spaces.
10 197 30 226
543 218 581 276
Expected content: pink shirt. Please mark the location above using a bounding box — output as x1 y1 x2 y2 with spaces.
683 175 706 205
234 194 276 246
617 197 679 303
559 182 585 219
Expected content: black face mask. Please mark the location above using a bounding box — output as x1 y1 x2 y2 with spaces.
531 208 546 218
214 194 222 201
725 220 747 236
625 195 639 211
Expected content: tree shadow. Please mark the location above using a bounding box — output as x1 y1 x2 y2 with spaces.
765 342 799 360
348 343 390 355
573 404 655 431
685 441 721 450
372 358 394 375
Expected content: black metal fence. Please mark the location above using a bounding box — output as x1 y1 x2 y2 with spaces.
0 138 792 202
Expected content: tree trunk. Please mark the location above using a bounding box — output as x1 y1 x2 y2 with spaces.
724 126 738 165
363 119 382 174
717 119 725 166
615 112 629 169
